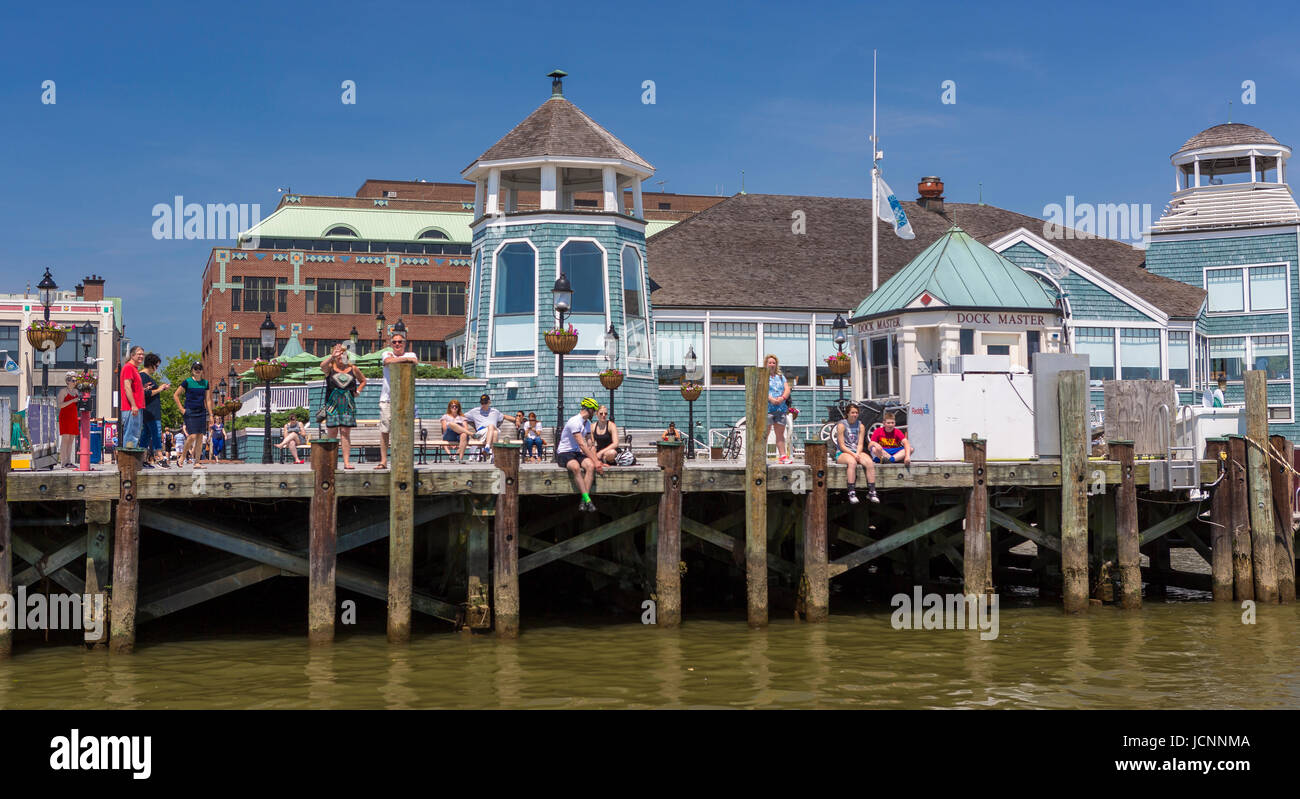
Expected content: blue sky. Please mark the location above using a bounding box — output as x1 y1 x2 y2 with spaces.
3 0 1300 352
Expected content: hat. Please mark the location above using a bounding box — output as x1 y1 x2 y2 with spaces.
480 393 491 403
191 361 203 370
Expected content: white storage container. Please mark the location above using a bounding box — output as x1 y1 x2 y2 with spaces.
908 373 1037 461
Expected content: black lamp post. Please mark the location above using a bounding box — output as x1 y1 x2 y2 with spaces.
553 271 573 444
228 365 239 461
684 345 698 459
260 313 276 464
37 268 58 397
349 325 359 354
375 311 386 353
393 317 407 337
832 313 848 404
77 321 94 471
604 324 619 421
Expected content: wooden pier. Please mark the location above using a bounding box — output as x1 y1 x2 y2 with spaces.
0 365 1294 655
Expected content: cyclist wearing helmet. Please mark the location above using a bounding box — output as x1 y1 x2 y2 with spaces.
557 397 605 512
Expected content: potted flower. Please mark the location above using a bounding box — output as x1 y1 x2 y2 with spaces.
680 379 703 402
545 323 579 355
26 319 68 352
252 358 283 382
825 352 851 375
599 367 624 391
72 368 98 393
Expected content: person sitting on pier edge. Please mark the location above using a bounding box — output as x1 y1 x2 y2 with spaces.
557 397 605 512
764 354 793 464
440 400 472 463
275 413 307 464
465 393 504 459
321 343 367 470
869 411 912 466
591 404 620 465
835 404 880 504
521 412 543 462
172 361 212 470
376 330 419 470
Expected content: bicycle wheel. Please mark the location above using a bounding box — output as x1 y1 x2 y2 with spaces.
819 422 835 442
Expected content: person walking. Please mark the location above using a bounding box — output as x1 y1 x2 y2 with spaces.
172 361 213 469
556 397 604 512
834 404 879 504
590 405 620 465
764 354 792 464
139 353 170 468
376 330 418 470
320 343 366 470
119 346 146 449
56 372 80 468
210 418 226 461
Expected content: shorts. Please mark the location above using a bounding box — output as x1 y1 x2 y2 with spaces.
379 400 391 434
442 428 462 443
556 451 583 469
184 414 208 435
767 410 788 426
873 445 904 463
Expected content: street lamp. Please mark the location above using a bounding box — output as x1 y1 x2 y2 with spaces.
604 324 619 421
37 268 58 397
349 325 359 353
393 317 407 336
228 365 240 461
553 271 573 444
260 313 276 464
376 311 386 353
77 321 94 471
832 313 848 405
683 345 698 459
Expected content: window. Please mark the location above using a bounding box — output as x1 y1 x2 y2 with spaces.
656 321 703 385
1249 267 1287 311
492 243 536 357
1207 265 1290 313
325 226 357 237
230 338 262 360
1206 270 1244 313
1250 335 1289 380
409 340 447 362
765 324 809 384
1027 330 1040 370
418 229 449 240
51 324 97 369
1168 331 1190 387
987 345 1011 356
467 250 480 362
0 325 17 358
384 191 397 198
1210 337 1245 382
574 199 598 208
870 336 891 397
960 328 974 355
560 241 606 355
235 276 277 312
815 324 845 386
658 202 672 210
310 279 375 315
1269 406 1293 421
622 246 649 359
1120 328 1161 380
1075 327 1115 381
410 282 466 316
306 338 377 356
710 322 756 385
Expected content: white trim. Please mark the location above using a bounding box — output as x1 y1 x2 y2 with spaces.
463 155 653 182
1202 333 1294 392
554 236 611 364
620 244 652 364
472 213 646 234
1148 223 1300 243
485 238 539 377
1202 261 1291 316
1172 143 1291 167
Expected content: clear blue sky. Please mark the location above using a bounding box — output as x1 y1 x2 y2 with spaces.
3 0 1299 353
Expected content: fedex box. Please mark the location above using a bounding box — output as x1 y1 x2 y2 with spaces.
908 372 1037 461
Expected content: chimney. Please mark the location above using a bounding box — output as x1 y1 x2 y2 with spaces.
82 274 105 302
75 282 84 298
917 176 945 214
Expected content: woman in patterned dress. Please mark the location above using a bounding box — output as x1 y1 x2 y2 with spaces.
320 343 366 469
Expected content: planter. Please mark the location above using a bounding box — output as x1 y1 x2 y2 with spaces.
599 372 624 391
545 331 578 355
225 399 243 415
828 357 851 375
680 383 703 402
27 328 67 351
253 363 282 382
74 379 98 393
710 446 724 461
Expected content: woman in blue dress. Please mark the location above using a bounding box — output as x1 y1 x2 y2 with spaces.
320 343 367 469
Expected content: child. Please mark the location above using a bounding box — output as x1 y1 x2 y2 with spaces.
869 411 912 465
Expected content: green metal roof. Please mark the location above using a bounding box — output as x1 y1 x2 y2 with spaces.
278 333 305 359
850 226 1057 320
243 206 475 243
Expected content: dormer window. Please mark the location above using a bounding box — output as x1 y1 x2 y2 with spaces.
418 229 449 240
325 226 358 238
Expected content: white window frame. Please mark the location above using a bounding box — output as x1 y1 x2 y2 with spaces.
485 238 539 378
1204 331 1293 388
1203 261 1291 316
554 236 610 376
620 244 652 366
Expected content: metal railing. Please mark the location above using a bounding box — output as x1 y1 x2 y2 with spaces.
237 386 311 416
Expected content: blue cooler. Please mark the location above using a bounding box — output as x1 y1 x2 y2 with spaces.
90 421 103 464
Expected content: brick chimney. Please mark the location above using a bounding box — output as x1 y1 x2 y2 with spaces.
82 274 105 302
917 177 945 214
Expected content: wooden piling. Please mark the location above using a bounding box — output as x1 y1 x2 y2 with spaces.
962 437 990 595
0 450 11 658
1058 370 1089 613
1244 371 1278 603
655 441 684 627
1205 438 1233 601
493 442 521 638
465 500 491 630
308 438 339 645
1110 440 1141 608
1268 434 1295 603
387 360 415 643
109 448 143 654
1227 435 1254 601
743 365 768 628
84 500 113 647
801 440 829 622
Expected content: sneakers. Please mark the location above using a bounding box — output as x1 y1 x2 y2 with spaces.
847 490 859 504
580 499 598 513
868 489 880 504
777 455 793 465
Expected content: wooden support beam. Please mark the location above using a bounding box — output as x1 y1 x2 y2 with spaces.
680 517 799 579
308 438 339 645
801 441 829 622
1205 438 1233 601
1111 441 1141 609
744 365 768 628
516 532 640 582
465 500 491 630
109 448 143 653
988 507 1060 553
387 360 416 642
518 506 658 575
1244 371 1278 603
0 450 10 658
493 443 521 638
84 500 112 647
1138 505 1201 546
14 534 86 587
829 504 965 577
139 559 280 622
1268 434 1295 603
1228 435 1254 601
1180 523 1214 566
963 437 990 595
656 441 684 628
8 536 84 594
1058 370 1089 613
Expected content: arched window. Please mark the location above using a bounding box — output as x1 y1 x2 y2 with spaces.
492 242 536 357
622 245 649 359
466 249 481 361
325 225 358 237
418 228 449 240
559 240 606 355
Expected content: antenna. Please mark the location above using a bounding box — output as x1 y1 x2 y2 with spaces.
740 170 746 195
655 179 667 194
978 182 984 206
1228 100 1232 123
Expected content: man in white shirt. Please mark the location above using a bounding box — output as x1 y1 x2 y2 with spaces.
556 397 605 512
464 393 505 456
377 332 419 470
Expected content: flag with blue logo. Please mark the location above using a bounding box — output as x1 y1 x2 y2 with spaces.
875 171 915 239
3 352 16 374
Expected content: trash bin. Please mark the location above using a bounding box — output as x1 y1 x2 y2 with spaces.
90 421 103 464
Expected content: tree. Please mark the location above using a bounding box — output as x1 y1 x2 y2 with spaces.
160 350 201 429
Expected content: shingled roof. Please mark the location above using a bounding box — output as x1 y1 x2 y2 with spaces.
466 96 653 173
646 193 1205 319
1176 123 1283 154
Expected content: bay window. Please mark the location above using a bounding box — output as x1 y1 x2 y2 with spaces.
559 241 606 355
492 242 536 358
622 246 650 360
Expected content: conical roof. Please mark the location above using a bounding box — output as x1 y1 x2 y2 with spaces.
850 226 1057 320
466 95 652 173
1176 123 1283 154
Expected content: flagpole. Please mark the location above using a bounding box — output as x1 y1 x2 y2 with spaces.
871 49 879 293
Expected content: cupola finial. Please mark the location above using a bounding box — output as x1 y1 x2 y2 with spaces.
548 69 568 97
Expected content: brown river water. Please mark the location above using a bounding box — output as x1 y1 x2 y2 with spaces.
2 597 1297 709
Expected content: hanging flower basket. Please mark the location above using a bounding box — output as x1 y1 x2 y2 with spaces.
680 380 703 402
545 324 579 355
252 359 283 382
73 369 98 393
599 369 624 390
826 353 851 375
26 321 68 352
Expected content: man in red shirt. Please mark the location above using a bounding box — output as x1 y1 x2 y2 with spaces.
119 346 146 448
869 411 912 465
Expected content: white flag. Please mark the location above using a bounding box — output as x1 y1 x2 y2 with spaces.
875 172 915 239
3 353 16 374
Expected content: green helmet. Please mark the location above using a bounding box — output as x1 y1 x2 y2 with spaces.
579 397 599 411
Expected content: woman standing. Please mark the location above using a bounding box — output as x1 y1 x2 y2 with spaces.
764 354 792 464
172 361 213 469
57 372 80 468
590 405 619 465
321 343 366 470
